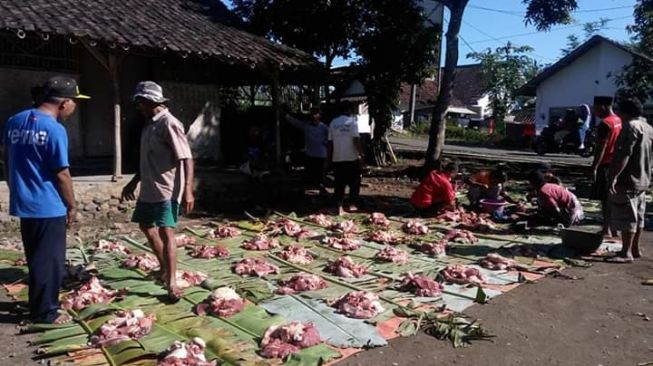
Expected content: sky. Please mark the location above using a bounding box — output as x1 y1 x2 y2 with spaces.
222 0 636 67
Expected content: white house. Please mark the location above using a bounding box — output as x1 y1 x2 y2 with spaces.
519 35 651 131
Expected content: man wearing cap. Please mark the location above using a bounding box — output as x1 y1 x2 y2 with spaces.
1 76 88 323
590 96 623 238
121 81 194 301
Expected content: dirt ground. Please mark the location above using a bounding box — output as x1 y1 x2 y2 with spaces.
0 159 651 366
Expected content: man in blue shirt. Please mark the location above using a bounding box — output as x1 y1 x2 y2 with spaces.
285 107 329 195
1 76 88 323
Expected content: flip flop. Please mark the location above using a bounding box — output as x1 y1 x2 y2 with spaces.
604 256 634 264
642 279 653 286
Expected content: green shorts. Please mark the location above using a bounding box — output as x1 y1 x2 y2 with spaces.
132 200 180 228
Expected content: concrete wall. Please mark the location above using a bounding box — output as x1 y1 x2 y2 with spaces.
535 41 633 130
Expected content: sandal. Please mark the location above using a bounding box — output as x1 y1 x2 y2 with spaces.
604 256 634 264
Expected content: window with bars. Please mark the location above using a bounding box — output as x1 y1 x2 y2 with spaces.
0 32 78 71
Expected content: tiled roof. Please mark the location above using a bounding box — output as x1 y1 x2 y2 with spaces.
0 0 317 69
399 64 486 109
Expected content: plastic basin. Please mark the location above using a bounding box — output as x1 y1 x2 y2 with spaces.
480 199 508 215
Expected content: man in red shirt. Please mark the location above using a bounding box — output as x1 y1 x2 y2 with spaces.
411 162 459 216
590 96 622 236
529 171 584 227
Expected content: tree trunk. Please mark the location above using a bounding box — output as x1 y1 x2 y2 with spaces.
425 0 469 168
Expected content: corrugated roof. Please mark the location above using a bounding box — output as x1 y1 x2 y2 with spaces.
0 0 318 69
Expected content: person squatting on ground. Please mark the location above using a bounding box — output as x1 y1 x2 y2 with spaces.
466 167 516 207
328 102 363 215
528 171 584 227
590 96 623 237
2 77 89 323
605 98 652 263
121 81 195 301
285 107 329 195
410 162 459 217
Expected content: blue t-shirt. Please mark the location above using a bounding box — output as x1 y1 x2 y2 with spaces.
2 109 69 218
287 115 329 158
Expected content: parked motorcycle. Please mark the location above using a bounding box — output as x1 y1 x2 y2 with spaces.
534 125 595 157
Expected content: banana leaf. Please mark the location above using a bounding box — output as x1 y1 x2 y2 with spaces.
284 344 341 366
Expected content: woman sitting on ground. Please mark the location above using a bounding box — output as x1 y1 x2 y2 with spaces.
410 162 459 217
528 171 584 227
466 167 516 207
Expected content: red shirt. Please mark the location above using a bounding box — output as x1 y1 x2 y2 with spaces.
411 171 456 209
598 114 623 166
538 183 575 211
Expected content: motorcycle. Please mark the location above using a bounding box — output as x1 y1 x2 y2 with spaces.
533 125 595 157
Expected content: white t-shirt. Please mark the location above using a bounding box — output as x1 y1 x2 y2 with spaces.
328 115 360 162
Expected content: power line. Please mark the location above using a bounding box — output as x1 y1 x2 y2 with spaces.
444 15 476 53
468 4 633 17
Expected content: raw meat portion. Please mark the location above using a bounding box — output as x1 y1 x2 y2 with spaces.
195 287 245 317
276 272 328 294
61 277 126 310
158 338 217 366
266 218 306 237
330 291 385 319
399 272 443 297
241 234 279 251
306 214 333 227
480 253 518 271
211 225 241 239
13 258 27 266
402 220 429 235
367 230 402 245
122 253 160 272
277 245 314 264
189 245 230 259
175 270 208 289
440 264 487 285
175 234 197 247
95 239 131 255
419 240 446 256
233 258 279 277
260 322 322 359
322 236 362 251
325 256 367 278
437 208 496 230
367 212 391 227
89 309 155 347
442 229 478 244
329 220 358 236
374 246 409 264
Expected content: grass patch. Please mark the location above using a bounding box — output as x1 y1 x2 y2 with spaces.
407 120 502 145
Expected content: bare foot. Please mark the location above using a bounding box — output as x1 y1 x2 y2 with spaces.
337 206 346 216
633 250 643 259
53 312 72 324
167 286 183 302
605 255 634 264
348 205 359 212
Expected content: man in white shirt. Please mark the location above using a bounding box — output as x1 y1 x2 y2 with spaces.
328 102 363 215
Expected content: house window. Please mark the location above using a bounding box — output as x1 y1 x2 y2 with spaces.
0 32 77 71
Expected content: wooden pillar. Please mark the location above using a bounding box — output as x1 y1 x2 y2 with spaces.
108 55 122 181
271 71 281 165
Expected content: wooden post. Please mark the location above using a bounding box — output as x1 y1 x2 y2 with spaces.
271 71 282 165
108 55 122 181
408 84 417 127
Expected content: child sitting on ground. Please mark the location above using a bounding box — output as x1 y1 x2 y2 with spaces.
466 167 516 207
528 171 584 227
410 162 459 217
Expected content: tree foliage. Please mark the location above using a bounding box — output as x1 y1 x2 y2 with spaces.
618 0 653 101
467 43 536 122
560 18 610 56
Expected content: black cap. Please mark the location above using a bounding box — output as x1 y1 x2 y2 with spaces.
593 96 613 106
43 76 90 100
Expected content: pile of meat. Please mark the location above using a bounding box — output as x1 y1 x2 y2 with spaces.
367 231 402 245
175 270 208 289
437 208 496 230
195 287 245 317
211 225 241 239
442 229 478 245
260 322 321 359
266 218 315 239
189 245 230 259
367 212 390 227
175 234 197 247
122 253 160 272
277 245 314 264
306 214 333 227
276 272 328 295
440 265 487 286
157 338 217 366
479 253 518 271
325 256 367 278
95 240 131 255
399 273 443 297
374 246 409 264
322 236 362 251
233 258 279 277
89 309 155 347
61 277 125 310
419 241 447 257
402 220 429 235
329 220 358 236
330 291 385 319
241 234 280 251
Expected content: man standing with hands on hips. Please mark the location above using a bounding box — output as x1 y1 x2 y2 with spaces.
2 77 88 323
122 81 194 301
